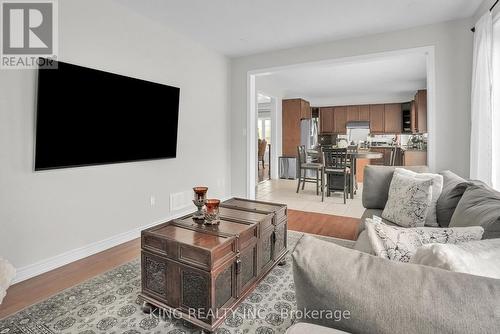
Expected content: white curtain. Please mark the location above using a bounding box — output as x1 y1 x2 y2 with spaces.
470 12 493 185
492 13 500 190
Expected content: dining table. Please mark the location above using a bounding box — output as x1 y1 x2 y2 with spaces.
306 148 383 199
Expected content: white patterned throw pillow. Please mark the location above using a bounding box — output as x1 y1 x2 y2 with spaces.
382 171 433 227
394 168 443 227
410 239 500 279
366 216 484 262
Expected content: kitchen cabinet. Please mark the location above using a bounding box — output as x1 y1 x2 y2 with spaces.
346 106 359 122
368 148 387 165
301 99 311 119
368 147 399 166
319 102 403 134
282 98 311 156
346 105 370 122
319 107 334 134
384 103 402 133
369 104 385 133
402 150 427 166
414 90 427 133
359 105 370 121
333 106 347 134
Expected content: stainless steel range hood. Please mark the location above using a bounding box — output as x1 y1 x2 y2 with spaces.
346 121 370 129
346 121 370 144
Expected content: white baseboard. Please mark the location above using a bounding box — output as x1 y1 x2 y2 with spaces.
12 201 231 284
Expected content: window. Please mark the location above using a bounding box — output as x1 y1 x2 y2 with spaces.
264 119 271 144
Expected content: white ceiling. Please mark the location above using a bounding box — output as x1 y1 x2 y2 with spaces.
117 0 482 57
256 52 427 106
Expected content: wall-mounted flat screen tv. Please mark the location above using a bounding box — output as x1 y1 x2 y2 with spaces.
35 60 180 170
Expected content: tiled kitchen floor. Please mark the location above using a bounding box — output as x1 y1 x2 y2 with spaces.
256 178 365 218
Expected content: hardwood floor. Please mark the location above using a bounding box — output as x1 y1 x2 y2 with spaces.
288 209 360 240
0 209 360 320
0 238 140 320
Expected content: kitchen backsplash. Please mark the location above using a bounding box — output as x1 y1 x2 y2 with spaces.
338 133 428 147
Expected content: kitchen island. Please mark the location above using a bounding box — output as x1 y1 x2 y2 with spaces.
365 146 427 166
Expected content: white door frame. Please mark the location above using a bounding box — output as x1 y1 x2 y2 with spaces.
256 95 280 181
246 46 437 199
269 96 280 180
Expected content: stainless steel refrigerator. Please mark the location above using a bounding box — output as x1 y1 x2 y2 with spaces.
279 119 315 179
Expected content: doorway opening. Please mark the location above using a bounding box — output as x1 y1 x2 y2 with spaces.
257 94 272 183
247 46 436 217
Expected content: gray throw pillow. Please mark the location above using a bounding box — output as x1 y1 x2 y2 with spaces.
292 235 500 334
450 184 500 239
436 171 467 227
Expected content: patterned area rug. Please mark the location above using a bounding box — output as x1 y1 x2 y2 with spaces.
0 231 307 334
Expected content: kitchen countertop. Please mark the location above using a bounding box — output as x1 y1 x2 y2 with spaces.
315 145 427 152
399 146 427 151
365 145 426 151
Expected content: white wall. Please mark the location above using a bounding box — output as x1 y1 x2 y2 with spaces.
231 18 473 196
473 0 498 21
0 0 231 277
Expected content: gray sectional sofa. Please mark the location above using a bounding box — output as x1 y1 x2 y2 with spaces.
353 166 500 253
286 165 500 334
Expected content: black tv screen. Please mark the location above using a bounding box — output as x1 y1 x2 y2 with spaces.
35 60 180 170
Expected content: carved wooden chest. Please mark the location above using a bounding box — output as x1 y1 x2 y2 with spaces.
139 198 287 333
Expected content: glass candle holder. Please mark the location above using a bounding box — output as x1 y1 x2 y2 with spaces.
204 199 220 225
192 187 208 220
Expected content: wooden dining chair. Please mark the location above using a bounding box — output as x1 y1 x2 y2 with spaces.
389 146 397 166
296 146 325 201
257 139 267 169
323 148 350 204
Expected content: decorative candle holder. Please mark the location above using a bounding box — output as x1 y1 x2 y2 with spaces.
192 187 208 220
204 199 220 225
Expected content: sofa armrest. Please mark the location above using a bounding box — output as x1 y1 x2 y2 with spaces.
362 165 429 209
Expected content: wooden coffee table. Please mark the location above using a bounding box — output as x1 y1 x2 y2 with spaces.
138 198 288 333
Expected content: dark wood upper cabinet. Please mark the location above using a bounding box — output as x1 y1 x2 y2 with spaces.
415 90 427 133
333 106 347 134
282 99 303 156
319 107 334 134
346 105 370 122
384 103 402 134
346 105 359 122
369 104 385 133
301 99 311 119
359 105 370 121
318 101 407 135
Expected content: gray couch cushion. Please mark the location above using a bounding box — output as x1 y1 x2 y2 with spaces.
292 235 500 334
450 184 500 239
436 170 467 227
362 165 429 209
